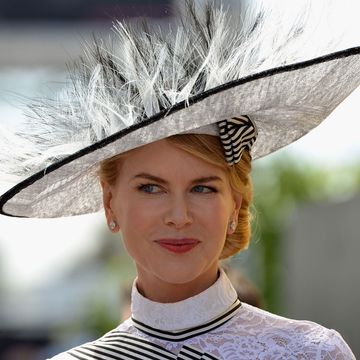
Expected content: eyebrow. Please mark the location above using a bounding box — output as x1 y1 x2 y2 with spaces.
132 173 223 185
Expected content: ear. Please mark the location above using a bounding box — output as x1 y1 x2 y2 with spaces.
227 191 242 235
100 180 119 232
232 191 243 218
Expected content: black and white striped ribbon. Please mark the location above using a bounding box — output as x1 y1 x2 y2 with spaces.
218 115 257 165
67 331 220 360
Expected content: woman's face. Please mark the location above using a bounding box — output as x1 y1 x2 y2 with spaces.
102 139 242 300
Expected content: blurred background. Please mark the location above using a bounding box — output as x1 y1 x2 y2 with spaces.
0 0 359 359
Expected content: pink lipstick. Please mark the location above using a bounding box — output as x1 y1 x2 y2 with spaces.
155 238 200 254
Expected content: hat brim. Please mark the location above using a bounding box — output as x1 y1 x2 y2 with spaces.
1 46 360 218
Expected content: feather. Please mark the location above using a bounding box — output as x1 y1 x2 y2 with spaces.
0 0 354 181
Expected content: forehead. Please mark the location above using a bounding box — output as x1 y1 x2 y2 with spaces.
119 139 226 179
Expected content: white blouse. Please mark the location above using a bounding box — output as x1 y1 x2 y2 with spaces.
50 269 355 359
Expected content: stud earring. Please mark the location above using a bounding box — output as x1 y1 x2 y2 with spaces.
109 220 117 231
229 220 237 232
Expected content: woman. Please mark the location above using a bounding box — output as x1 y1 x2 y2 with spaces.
0 1 359 359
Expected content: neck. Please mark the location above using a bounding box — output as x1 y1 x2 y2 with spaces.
135 264 219 303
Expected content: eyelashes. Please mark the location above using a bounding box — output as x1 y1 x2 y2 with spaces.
192 185 218 193
137 184 162 194
137 184 218 194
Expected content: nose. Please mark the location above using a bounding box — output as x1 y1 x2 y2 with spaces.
164 194 193 229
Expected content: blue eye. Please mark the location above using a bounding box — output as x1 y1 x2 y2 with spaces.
192 185 216 193
138 184 162 194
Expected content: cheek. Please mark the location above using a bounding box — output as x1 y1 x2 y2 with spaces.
195 198 232 247
115 197 158 239
198 197 232 225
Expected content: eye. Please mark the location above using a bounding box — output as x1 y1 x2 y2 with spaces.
192 185 217 193
138 184 163 194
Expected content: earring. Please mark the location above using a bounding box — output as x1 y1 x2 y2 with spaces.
229 220 237 232
109 220 117 231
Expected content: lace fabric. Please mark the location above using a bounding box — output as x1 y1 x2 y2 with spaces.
131 269 238 331
119 304 355 359
49 271 355 359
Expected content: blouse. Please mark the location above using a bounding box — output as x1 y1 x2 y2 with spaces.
49 269 355 359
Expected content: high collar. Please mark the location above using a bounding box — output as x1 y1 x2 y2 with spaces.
130 268 238 331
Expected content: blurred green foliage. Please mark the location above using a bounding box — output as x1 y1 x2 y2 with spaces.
250 155 360 312
82 234 136 337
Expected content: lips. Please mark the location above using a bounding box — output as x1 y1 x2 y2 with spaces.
155 238 200 254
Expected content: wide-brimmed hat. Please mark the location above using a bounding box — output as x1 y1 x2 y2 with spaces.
1 1 360 218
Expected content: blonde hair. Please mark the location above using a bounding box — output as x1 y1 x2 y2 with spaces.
98 134 253 259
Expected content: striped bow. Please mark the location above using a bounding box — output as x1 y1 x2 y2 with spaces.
67 331 220 360
218 115 258 165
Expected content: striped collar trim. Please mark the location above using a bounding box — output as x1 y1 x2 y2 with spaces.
131 298 241 342
131 269 239 331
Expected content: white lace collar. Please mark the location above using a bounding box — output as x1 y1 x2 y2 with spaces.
130 268 238 331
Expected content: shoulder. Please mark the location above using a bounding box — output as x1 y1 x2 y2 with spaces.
46 319 132 359
46 353 74 360
231 303 355 359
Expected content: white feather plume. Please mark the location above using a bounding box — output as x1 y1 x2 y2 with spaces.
0 0 353 181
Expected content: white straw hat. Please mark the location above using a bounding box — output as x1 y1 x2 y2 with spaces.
1 1 360 218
